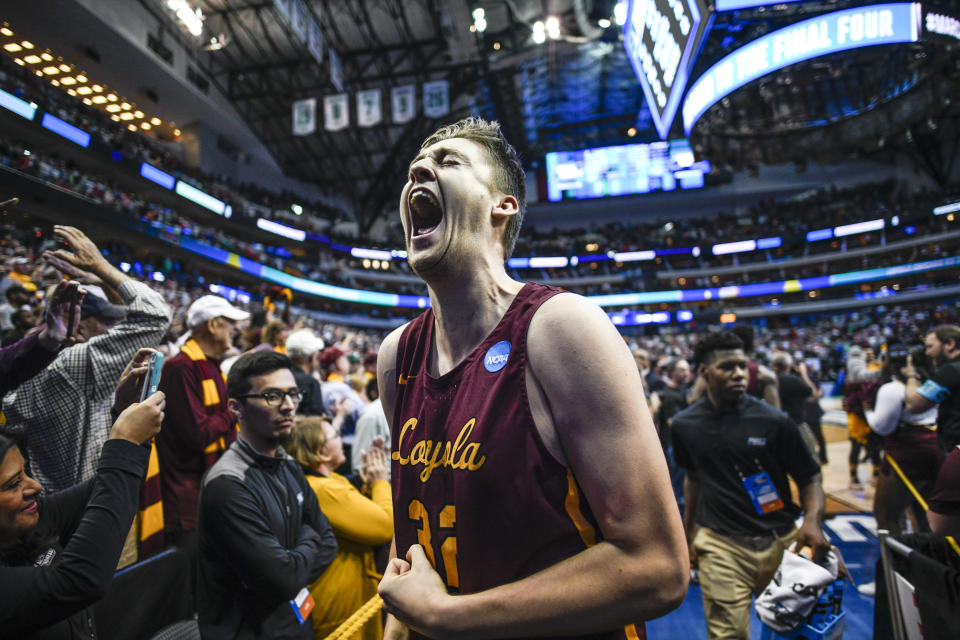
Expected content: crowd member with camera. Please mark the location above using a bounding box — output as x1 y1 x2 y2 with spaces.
1 226 171 494
863 343 940 535
905 325 960 537
0 354 166 638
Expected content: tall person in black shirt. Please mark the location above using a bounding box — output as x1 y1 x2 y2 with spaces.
673 331 828 640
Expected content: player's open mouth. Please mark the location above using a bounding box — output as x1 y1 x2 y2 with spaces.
409 187 443 238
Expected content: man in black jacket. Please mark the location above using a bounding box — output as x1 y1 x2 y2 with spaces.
197 351 337 639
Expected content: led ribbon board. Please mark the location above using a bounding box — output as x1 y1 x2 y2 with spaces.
715 0 803 11
624 0 713 139
166 229 959 310
682 3 921 134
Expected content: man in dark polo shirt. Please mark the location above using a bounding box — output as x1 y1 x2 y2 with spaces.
905 324 960 537
673 331 828 640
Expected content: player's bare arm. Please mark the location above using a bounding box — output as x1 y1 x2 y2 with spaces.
377 325 412 640
379 292 688 638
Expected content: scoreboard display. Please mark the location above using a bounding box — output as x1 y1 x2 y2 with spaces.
545 139 709 201
623 0 713 139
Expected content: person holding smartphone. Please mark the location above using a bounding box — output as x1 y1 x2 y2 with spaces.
0 355 166 637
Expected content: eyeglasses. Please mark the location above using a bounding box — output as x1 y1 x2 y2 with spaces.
237 389 304 407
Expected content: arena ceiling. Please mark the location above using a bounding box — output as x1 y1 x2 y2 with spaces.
12 0 956 228
183 0 653 229
178 0 960 228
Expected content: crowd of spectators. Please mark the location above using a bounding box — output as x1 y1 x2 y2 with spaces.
4 48 960 306
3 128 958 311
2 217 959 635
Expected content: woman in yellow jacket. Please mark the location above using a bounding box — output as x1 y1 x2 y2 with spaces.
288 415 393 640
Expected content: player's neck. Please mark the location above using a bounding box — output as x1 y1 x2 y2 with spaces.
426 264 523 376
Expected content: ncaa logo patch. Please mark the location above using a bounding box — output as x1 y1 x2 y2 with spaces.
483 340 511 373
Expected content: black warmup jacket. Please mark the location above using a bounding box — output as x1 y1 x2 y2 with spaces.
197 437 338 639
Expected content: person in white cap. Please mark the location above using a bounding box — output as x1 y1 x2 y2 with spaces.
285 328 326 416
156 295 250 580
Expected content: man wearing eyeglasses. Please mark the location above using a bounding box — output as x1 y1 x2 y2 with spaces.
197 350 338 638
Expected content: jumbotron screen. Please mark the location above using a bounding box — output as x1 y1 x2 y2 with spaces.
545 139 709 202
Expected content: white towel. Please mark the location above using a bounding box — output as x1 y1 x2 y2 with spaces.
755 548 839 632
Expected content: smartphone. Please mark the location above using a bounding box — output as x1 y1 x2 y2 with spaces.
65 283 80 339
140 352 164 401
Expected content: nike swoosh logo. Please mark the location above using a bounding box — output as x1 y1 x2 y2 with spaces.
398 373 417 385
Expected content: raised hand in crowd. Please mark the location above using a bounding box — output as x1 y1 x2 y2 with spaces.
113 347 161 414
37 279 85 351
43 225 130 298
110 390 165 446
359 436 389 485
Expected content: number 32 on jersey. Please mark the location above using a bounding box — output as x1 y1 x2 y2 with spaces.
408 500 459 589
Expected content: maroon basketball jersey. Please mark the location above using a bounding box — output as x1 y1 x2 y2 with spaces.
392 282 645 640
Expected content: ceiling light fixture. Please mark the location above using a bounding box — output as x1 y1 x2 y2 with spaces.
13 58 23 65
166 0 204 37
20 41 34 49
41 66 60 75
23 54 41 64
545 16 561 39
150 117 161 125
0 27 13 37
3 43 22 53
41 52 53 61
472 7 486 32
614 1 627 26
60 76 76 85
532 21 546 44
76 86 92 95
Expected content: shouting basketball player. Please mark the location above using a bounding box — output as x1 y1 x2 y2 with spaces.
376 118 688 640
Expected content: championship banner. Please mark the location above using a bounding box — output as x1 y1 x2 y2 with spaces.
291 0 309 43
423 80 449 118
324 94 349 131
391 85 415 123
357 89 382 127
292 98 316 136
329 48 344 92
273 0 291 21
308 18 324 64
